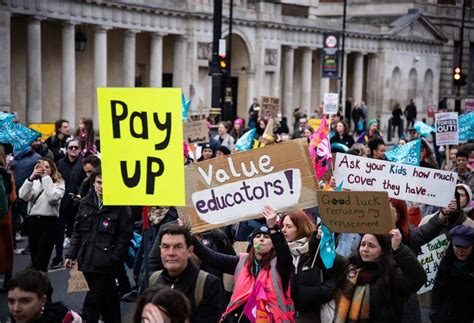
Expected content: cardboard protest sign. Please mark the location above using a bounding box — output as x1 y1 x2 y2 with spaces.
259 96 280 120
28 123 55 141
317 191 393 234
183 120 209 144
417 234 449 294
333 154 457 207
179 139 319 233
435 112 459 145
97 88 185 206
323 93 339 115
67 267 89 293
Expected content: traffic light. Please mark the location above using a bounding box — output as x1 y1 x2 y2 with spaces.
453 66 467 87
218 53 228 75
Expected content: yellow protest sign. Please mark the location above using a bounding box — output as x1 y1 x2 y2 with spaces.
97 88 185 206
29 123 55 141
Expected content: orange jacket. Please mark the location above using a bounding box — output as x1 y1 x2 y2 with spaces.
222 254 295 322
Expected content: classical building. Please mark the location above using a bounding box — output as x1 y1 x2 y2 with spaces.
0 0 472 132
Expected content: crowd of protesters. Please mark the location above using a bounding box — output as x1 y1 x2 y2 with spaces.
0 95 473 323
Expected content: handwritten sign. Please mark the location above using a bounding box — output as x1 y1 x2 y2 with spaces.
67 267 89 293
259 96 280 120
323 93 339 115
333 154 457 207
435 112 458 145
179 139 319 233
97 88 185 206
183 120 209 144
417 234 449 294
317 191 393 234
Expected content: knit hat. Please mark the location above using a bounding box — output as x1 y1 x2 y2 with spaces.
215 146 231 156
367 118 378 129
234 118 244 127
200 143 214 152
250 224 271 242
449 225 474 247
261 118 275 143
456 183 473 212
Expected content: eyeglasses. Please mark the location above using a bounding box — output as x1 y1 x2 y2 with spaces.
68 146 79 150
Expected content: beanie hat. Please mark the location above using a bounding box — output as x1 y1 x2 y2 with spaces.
367 118 378 129
449 225 474 247
234 118 244 127
250 224 271 242
215 146 231 156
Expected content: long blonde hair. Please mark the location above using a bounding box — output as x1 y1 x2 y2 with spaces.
42 158 63 184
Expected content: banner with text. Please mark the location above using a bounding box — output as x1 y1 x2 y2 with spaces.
183 120 209 144
459 112 474 143
417 234 449 294
179 139 319 233
317 191 394 234
333 154 457 207
435 112 459 145
97 88 185 206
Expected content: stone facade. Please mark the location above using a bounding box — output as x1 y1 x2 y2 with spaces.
0 0 469 132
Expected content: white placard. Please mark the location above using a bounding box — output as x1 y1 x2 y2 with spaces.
435 112 459 145
417 234 449 294
323 93 339 115
333 154 457 207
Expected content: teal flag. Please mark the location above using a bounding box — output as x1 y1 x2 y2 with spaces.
182 94 191 121
320 223 336 269
0 112 40 153
459 112 474 142
385 139 421 166
235 128 257 151
414 121 435 138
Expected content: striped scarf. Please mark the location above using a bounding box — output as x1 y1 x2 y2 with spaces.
335 265 371 323
287 237 309 269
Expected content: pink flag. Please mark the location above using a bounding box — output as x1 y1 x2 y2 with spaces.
242 282 272 323
308 115 332 179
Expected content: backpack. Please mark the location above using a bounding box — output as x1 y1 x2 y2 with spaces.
0 175 8 220
149 270 208 307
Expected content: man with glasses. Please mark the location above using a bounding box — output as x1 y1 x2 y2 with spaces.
50 138 86 270
149 224 224 323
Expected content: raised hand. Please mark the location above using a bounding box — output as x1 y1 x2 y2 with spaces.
261 205 277 228
390 228 402 251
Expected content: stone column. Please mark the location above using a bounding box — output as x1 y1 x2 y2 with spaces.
61 22 76 125
301 48 313 116
0 10 11 112
283 46 295 122
173 35 187 89
149 32 164 87
319 78 330 103
27 17 42 123
247 70 256 108
93 26 108 126
353 52 365 104
123 30 137 87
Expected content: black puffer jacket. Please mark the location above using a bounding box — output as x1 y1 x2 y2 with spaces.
65 192 132 273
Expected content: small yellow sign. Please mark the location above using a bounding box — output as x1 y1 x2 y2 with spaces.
97 88 185 206
29 123 55 141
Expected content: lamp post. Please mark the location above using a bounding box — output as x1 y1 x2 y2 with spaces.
75 26 87 52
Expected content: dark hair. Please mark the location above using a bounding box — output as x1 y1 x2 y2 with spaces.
158 223 192 248
367 137 384 156
335 121 349 135
54 119 69 135
75 117 96 151
351 234 394 319
133 286 191 323
456 150 469 159
0 146 5 167
66 137 83 150
82 155 101 168
89 166 102 185
7 269 49 298
280 210 316 240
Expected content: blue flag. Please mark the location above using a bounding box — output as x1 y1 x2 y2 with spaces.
235 128 257 151
459 112 474 142
385 139 421 166
0 112 40 153
182 94 191 121
320 223 336 269
414 121 435 138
